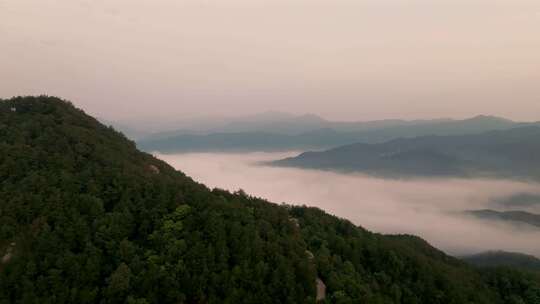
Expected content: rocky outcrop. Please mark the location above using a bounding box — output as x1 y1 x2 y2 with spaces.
316 277 326 301
1 242 15 265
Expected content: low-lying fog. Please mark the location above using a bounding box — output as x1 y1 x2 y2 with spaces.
157 152 540 257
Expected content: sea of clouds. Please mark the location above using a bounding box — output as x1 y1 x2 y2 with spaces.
158 151 540 257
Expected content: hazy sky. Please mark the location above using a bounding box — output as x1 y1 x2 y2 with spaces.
1 0 540 121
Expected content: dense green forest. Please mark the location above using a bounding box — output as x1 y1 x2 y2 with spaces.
1 96 540 303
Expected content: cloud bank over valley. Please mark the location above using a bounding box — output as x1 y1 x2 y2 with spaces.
159 151 540 257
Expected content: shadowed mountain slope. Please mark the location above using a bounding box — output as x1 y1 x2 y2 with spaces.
466 210 540 228
462 251 540 271
273 126 540 180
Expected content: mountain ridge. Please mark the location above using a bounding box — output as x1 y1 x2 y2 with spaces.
137 114 538 153
465 209 540 228
1 96 540 303
462 251 540 271
272 126 540 180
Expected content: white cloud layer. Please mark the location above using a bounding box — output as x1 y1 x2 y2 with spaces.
158 151 540 257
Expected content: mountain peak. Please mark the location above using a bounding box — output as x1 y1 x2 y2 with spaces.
467 115 513 123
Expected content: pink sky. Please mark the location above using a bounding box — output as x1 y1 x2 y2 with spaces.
1 0 539 121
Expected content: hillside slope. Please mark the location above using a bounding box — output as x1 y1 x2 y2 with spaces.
1 96 539 303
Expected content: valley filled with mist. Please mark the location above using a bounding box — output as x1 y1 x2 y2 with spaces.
158 151 540 258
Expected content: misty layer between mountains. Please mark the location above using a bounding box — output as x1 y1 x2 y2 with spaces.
158 151 540 258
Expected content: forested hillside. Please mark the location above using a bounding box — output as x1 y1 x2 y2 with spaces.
1 96 539 303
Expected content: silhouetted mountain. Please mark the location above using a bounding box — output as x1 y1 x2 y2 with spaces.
2 96 540 303
462 251 540 271
273 126 540 180
138 115 537 153
493 193 540 210
466 210 540 228
138 128 371 153
218 112 328 135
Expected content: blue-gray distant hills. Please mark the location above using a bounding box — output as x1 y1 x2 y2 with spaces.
462 251 540 271
272 126 540 180
136 114 538 153
465 210 540 228
493 193 540 209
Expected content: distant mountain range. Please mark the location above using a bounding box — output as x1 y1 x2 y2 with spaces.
137 114 538 153
493 193 540 210
465 209 540 228
462 251 540 271
272 126 540 180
